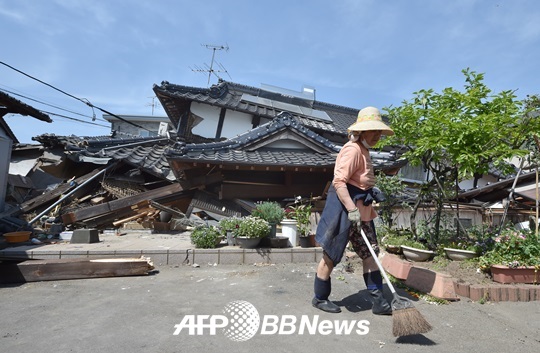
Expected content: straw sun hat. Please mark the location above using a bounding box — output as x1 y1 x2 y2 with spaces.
347 106 394 136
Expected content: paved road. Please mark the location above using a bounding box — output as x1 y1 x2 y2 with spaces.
1 263 539 353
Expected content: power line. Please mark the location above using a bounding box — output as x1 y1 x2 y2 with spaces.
40 110 110 128
0 86 108 123
0 60 152 132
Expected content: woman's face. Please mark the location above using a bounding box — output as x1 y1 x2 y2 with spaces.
361 130 382 147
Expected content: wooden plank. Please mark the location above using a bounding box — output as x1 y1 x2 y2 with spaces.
0 257 155 283
61 183 183 224
112 211 150 226
149 200 186 218
19 168 103 213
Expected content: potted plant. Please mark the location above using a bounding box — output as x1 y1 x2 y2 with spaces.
281 204 299 247
380 228 412 255
234 216 270 248
251 201 285 238
400 239 436 262
437 225 490 261
218 216 242 246
478 228 540 284
289 203 314 248
190 225 222 249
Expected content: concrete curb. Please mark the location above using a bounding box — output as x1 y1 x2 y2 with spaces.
0 246 325 267
381 252 540 302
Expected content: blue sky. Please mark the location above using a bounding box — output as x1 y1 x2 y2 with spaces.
1 0 539 143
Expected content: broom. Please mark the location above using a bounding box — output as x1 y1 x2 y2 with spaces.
359 225 432 337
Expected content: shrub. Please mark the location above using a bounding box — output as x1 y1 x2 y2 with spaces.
251 201 285 224
286 203 313 237
218 217 242 235
478 228 540 270
235 216 270 238
190 225 221 249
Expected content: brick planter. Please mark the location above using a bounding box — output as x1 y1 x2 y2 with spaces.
491 265 539 284
380 252 540 302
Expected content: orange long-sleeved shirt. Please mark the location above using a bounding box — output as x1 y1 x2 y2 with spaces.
332 141 378 221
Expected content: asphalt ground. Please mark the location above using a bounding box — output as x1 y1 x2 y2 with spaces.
1 262 539 353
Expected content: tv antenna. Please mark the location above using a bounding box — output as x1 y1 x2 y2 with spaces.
191 44 232 85
145 96 161 115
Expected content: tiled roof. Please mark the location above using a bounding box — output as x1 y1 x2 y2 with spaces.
88 144 174 180
153 80 361 135
165 112 338 168
0 91 52 123
166 112 403 170
33 132 167 153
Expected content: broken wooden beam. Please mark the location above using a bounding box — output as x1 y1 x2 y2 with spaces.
112 211 151 227
19 168 104 214
0 257 155 283
61 183 183 225
149 200 186 219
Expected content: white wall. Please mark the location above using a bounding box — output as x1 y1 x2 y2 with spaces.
459 174 499 190
191 103 255 138
221 110 253 137
388 207 484 231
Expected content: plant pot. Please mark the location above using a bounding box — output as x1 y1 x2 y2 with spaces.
270 236 289 248
281 219 298 247
298 235 315 248
236 237 262 249
444 247 478 261
384 244 402 254
401 245 435 262
269 223 277 238
491 265 539 284
226 231 237 246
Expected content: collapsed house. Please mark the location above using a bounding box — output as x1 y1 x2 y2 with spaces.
1 81 537 235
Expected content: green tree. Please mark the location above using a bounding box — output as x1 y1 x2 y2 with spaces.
375 172 409 228
380 69 539 243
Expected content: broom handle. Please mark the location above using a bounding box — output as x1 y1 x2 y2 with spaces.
359 225 398 295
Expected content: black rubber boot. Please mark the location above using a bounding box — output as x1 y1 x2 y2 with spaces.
312 275 341 313
363 272 392 315
367 288 392 315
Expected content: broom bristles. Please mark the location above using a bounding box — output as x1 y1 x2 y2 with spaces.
392 307 432 337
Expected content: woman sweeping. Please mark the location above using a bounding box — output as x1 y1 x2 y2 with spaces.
312 106 395 315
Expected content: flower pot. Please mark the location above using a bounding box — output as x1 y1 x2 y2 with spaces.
236 237 262 249
491 265 539 284
444 247 478 261
401 245 435 262
226 231 237 246
384 244 402 254
270 236 289 248
269 223 277 238
281 219 298 247
299 234 316 248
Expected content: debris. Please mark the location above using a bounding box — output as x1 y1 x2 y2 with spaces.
0 256 155 284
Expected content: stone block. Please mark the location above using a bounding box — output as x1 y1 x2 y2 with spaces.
292 248 317 263
70 229 100 244
453 281 471 298
218 249 244 265
244 249 271 264
381 253 412 280
405 267 460 300
469 285 485 302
